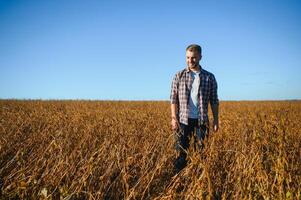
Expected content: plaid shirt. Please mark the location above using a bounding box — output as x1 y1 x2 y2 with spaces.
170 67 219 125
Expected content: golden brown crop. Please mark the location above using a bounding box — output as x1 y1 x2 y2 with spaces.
0 100 300 199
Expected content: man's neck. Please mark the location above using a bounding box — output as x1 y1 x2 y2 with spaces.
189 65 201 72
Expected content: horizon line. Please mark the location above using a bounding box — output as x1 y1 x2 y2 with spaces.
1 98 301 102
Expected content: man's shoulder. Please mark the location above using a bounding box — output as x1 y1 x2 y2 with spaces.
201 68 215 78
174 68 187 78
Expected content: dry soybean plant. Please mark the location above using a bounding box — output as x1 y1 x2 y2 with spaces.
0 100 300 199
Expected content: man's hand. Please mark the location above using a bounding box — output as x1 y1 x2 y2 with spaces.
171 117 179 131
211 103 219 132
213 120 219 132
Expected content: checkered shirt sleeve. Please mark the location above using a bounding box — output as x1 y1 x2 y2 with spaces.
209 74 219 106
170 73 179 104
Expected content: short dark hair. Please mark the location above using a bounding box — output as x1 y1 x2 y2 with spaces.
186 44 202 55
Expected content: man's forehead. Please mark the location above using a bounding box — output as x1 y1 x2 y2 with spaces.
186 50 200 57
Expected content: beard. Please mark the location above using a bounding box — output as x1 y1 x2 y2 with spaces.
188 63 198 69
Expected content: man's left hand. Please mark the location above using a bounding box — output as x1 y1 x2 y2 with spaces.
213 121 219 132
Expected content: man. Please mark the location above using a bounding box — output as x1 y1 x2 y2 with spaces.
170 44 219 172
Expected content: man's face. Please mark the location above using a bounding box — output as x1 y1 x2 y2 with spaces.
186 50 201 70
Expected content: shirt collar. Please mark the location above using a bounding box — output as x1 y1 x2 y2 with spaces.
185 65 202 73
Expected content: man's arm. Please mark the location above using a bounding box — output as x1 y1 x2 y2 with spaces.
211 103 219 132
171 103 178 118
170 73 180 131
210 74 219 132
171 103 179 131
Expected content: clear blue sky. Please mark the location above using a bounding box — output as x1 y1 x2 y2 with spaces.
1 0 300 100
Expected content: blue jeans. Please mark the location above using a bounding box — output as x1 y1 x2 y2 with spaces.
174 118 208 172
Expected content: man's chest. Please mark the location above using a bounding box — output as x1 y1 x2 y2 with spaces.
179 74 211 97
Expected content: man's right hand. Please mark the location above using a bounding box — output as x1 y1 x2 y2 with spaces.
171 117 179 131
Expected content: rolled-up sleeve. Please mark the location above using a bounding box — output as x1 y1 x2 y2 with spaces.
209 74 219 106
170 74 179 104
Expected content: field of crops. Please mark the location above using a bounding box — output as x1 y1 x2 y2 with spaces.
0 100 300 199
